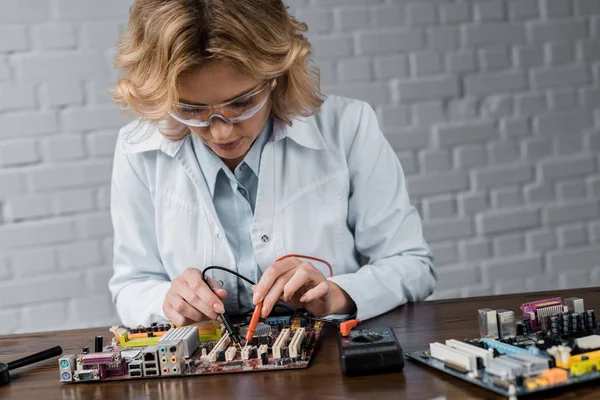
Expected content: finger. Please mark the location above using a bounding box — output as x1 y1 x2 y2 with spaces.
175 281 221 321
261 271 294 318
164 295 201 326
185 272 225 315
299 280 330 303
253 257 300 305
206 276 227 298
282 263 318 302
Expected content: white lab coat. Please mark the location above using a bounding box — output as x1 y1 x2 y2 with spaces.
108 94 436 328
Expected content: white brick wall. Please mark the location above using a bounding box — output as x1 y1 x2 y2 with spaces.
1 0 600 334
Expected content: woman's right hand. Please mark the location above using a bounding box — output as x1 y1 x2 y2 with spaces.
162 268 227 326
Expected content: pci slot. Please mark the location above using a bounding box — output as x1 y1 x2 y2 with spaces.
480 338 539 356
202 331 231 363
225 347 237 362
273 328 290 360
429 342 477 372
289 328 306 358
445 339 493 367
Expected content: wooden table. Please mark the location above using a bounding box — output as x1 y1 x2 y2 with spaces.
1 287 599 399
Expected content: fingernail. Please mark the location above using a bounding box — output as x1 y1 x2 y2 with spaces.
213 303 225 314
262 305 268 318
218 289 227 296
299 295 307 303
253 293 260 304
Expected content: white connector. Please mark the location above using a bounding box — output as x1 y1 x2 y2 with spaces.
445 339 492 367
202 331 231 363
430 342 477 372
273 328 290 360
289 328 306 358
225 347 237 362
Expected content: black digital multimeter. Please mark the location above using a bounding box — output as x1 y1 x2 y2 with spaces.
337 326 404 376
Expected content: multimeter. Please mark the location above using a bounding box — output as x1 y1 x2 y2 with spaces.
337 326 404 376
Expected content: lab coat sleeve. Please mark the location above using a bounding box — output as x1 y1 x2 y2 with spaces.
108 133 171 328
328 101 436 321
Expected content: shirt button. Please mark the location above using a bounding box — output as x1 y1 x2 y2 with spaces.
216 232 224 240
241 164 248 171
239 187 247 196
261 235 270 243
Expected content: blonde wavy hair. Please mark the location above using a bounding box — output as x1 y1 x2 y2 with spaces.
111 0 323 140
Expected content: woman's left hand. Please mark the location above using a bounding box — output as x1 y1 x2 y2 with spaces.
252 257 355 318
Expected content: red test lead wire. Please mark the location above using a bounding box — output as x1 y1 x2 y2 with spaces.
246 254 333 343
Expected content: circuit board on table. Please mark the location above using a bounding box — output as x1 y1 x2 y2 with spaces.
58 314 324 383
406 296 600 397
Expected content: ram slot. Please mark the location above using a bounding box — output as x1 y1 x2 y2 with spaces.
289 328 306 358
272 328 290 360
445 339 493 367
429 342 477 372
202 331 230 363
225 347 237 362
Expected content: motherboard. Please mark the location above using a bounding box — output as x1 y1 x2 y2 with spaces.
407 296 599 397
58 314 324 383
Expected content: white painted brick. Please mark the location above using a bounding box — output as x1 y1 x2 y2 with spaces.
317 60 335 85
396 76 459 103
295 10 332 34
458 191 488 215
75 212 113 239
0 26 28 52
535 110 593 136
436 264 478 291
21 302 67 333
543 200 600 225
587 132 600 151
482 255 543 281
529 19 588 43
554 134 584 156
334 7 370 32
412 101 445 127
474 2 506 22
540 0 572 17
465 71 527 96
373 55 408 79
514 46 544 68
463 285 493 297
487 141 519 164
13 53 106 82
575 0 600 14
0 139 39 167
434 120 497 147
477 207 540 234
460 238 491 261
508 0 539 20
547 245 600 272
594 16 600 36
357 29 423 55
68 293 116 323
559 270 596 289
58 240 102 269
395 151 417 175
548 88 578 109
0 171 25 198
462 23 526 46
34 24 76 50
81 21 123 49
0 253 10 280
56 0 131 20
0 0 51 24
482 95 512 119
85 265 113 294
492 278 527 295
86 130 118 158
12 247 57 278
0 82 36 111
448 97 479 120
501 117 531 138
419 149 451 173
410 51 443 76
40 80 83 108
581 88 600 108
338 58 372 82
0 308 19 334
370 5 405 28
454 145 487 169
406 172 468 197
539 154 596 180
557 224 588 248
0 111 58 138
527 229 557 252
546 42 575 66
446 50 477 73
523 137 552 160
578 40 600 62
557 178 587 200
378 106 410 128
527 275 559 292
102 237 113 264
515 93 547 116
29 160 111 192
327 82 389 105
430 242 458 265
0 218 75 249
60 106 131 132
491 186 522 209
423 195 455 220
590 220 600 242
406 3 437 26
0 57 10 81
532 65 590 89
386 128 429 150
493 233 525 256
50 189 96 215
422 218 473 242
427 26 459 51
40 134 86 161
3 195 50 222
439 3 470 24
479 47 510 71
524 182 556 203
474 164 533 190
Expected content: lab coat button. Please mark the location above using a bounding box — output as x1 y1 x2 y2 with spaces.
216 232 223 240
261 235 270 243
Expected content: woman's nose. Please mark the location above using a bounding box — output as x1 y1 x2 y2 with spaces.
209 117 234 141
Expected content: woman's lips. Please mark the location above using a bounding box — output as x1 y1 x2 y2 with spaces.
213 137 243 151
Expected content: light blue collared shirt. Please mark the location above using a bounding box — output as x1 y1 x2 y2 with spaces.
190 118 273 313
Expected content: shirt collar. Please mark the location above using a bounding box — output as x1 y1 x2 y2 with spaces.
272 115 327 150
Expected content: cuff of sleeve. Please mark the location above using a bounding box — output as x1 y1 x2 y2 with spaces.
328 274 372 321
116 280 171 327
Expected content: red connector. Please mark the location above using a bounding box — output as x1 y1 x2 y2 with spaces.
340 319 361 337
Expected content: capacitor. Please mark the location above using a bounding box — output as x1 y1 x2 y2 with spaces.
516 321 524 336
218 350 226 362
94 336 103 353
586 310 596 330
572 313 581 333
577 313 585 333
250 347 258 359
562 313 571 335
250 337 258 347
260 352 268 365
82 347 89 354
550 316 560 336
522 319 530 334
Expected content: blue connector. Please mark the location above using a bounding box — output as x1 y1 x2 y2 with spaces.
480 338 539 356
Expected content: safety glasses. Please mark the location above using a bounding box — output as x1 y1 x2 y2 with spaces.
168 79 276 127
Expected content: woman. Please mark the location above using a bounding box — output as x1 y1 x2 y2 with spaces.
108 0 436 329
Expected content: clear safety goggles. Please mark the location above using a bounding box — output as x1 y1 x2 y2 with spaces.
168 79 276 127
